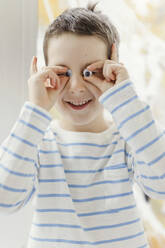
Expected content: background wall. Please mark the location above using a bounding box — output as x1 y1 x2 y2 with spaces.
0 0 38 247
0 0 38 143
0 0 165 247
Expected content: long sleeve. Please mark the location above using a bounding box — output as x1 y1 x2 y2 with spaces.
0 101 52 214
99 79 165 200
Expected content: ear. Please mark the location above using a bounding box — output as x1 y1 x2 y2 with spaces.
110 43 118 62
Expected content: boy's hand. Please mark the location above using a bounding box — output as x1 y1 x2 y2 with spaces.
28 56 68 111
85 44 130 95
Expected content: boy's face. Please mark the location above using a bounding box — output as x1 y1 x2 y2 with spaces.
47 32 111 132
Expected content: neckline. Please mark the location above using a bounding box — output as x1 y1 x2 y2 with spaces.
50 119 116 141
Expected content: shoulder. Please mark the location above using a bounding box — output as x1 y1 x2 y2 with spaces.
110 120 123 142
41 120 58 142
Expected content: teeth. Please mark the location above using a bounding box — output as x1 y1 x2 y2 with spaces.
69 99 90 105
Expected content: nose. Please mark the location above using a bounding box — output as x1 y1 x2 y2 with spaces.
68 74 86 95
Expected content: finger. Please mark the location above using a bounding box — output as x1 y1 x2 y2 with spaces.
106 64 123 82
30 56 38 76
110 43 118 62
85 74 114 93
41 70 60 89
45 78 54 88
47 76 68 102
86 60 104 71
86 59 116 72
103 63 116 81
41 67 68 89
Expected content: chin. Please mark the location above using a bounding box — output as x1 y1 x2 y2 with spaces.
55 99 103 126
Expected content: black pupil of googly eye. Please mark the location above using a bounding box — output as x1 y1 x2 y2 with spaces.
65 69 72 77
83 69 92 77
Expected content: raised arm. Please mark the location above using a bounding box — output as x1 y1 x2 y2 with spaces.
99 79 165 200
0 101 52 214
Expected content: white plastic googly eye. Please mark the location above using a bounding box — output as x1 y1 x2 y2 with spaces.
83 69 93 77
65 69 72 77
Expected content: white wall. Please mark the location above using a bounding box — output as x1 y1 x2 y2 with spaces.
0 0 38 247
0 0 38 142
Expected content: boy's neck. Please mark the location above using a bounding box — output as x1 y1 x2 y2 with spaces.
58 117 111 133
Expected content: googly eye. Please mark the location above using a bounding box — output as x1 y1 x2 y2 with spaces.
83 69 93 77
65 69 72 77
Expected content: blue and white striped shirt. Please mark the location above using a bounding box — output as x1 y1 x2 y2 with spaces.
1 79 165 247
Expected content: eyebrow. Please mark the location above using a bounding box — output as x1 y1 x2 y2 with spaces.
55 61 97 69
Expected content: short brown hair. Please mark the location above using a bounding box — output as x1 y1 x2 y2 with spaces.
43 1 120 66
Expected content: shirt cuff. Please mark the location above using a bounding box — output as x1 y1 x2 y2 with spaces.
11 101 52 146
98 79 136 113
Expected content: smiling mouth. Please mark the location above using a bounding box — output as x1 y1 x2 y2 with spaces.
65 99 93 110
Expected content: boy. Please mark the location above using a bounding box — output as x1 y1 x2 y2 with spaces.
0 2 165 247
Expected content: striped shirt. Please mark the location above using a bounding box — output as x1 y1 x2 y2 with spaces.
1 79 165 247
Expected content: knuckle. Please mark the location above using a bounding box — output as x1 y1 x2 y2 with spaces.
42 68 53 76
41 67 54 73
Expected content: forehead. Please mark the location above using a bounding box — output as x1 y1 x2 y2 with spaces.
47 33 108 66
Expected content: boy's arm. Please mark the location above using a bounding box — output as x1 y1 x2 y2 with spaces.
99 79 165 200
0 101 52 214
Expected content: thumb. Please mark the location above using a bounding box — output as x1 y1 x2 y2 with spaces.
110 44 118 62
30 56 38 76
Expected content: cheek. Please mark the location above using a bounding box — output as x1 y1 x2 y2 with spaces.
86 83 102 99
55 96 65 109
54 90 65 111
59 77 69 90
